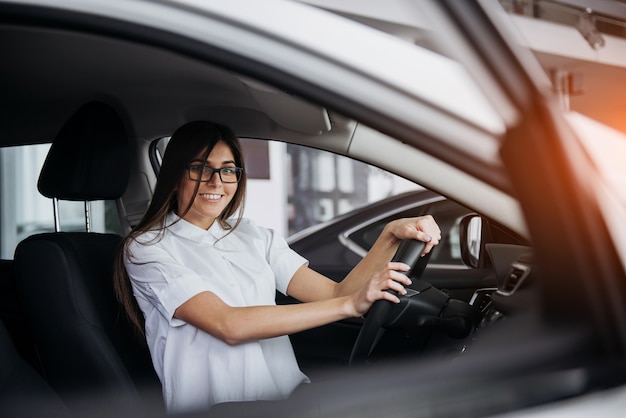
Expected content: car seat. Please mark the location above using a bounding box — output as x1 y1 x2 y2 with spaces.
13 102 163 415
0 319 70 418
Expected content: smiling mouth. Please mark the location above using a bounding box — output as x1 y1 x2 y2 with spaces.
199 193 222 201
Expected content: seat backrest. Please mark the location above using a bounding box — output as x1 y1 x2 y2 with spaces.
1 258 48 380
13 102 163 414
0 319 70 418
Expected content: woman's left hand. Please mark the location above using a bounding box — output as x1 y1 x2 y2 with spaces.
385 215 442 256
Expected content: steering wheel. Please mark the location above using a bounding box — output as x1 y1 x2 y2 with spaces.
349 239 431 367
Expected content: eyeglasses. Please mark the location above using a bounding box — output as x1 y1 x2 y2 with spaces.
187 165 243 183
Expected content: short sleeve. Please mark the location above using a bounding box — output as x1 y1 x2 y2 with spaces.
124 238 211 327
263 228 308 295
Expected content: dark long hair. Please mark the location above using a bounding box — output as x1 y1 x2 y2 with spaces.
114 121 247 336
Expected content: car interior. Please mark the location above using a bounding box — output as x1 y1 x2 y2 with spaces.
1 1 626 417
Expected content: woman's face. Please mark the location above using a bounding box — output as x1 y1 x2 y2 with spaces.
176 141 239 230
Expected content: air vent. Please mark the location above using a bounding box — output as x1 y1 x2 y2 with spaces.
498 262 530 296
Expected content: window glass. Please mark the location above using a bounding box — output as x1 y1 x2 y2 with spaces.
285 143 422 236
150 137 422 238
347 199 473 266
149 138 480 267
0 144 121 259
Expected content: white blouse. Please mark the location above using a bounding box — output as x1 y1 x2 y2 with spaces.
124 213 310 413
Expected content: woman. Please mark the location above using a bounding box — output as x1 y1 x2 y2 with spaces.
113 121 441 413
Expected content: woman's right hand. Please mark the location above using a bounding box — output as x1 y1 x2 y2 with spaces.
348 262 413 317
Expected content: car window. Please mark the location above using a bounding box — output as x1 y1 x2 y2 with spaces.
0 144 122 259
151 138 423 238
150 137 473 267
284 142 423 236
150 137 488 268
346 198 472 267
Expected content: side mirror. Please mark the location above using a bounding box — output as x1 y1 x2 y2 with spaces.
459 214 483 268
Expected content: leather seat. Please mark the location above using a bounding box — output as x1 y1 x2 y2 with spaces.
13 102 163 415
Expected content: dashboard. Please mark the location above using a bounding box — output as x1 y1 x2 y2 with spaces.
475 244 535 331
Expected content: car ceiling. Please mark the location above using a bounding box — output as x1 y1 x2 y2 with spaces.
0 22 349 148
0 0 511 157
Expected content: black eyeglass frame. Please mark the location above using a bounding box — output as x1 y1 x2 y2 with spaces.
187 165 244 183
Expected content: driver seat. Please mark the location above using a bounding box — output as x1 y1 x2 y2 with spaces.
13 102 163 415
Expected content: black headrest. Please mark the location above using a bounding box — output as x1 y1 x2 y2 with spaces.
38 101 130 201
